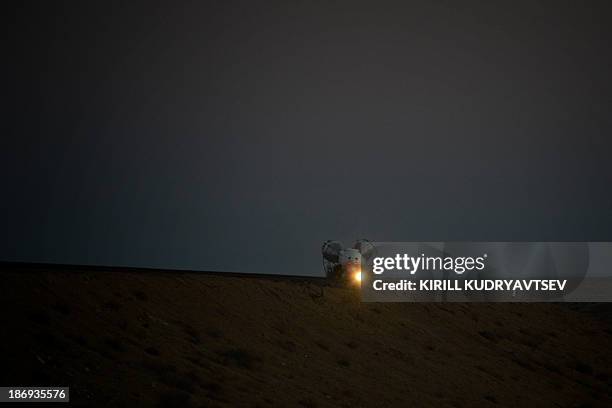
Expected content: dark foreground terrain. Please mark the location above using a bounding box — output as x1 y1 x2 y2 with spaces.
1 265 611 407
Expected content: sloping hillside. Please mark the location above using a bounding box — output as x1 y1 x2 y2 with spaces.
1 266 611 407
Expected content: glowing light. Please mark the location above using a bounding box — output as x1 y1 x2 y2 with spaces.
353 269 362 283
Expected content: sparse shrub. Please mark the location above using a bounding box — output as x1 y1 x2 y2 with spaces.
345 341 358 349
314 340 330 351
157 390 193 408
141 360 176 377
185 356 206 368
509 352 534 371
145 346 160 356
183 325 200 344
132 290 148 301
571 361 594 375
337 358 350 367
69 334 88 346
299 397 318 407
369 307 382 314
206 328 223 339
159 371 197 393
36 331 67 352
28 310 50 325
219 348 258 369
478 330 498 343
202 381 224 401
538 360 561 374
52 302 72 315
102 300 121 311
104 337 125 352
483 394 498 404
278 340 297 352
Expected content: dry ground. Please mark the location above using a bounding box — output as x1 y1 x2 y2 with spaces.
1 266 611 407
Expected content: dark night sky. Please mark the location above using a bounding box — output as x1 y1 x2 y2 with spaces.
3 1 612 275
